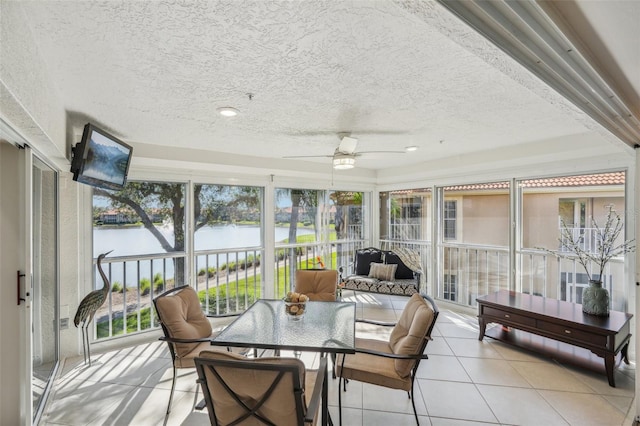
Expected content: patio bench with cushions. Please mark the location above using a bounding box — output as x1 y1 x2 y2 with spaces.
340 247 422 296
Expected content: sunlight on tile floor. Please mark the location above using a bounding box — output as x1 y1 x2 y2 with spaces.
41 292 636 425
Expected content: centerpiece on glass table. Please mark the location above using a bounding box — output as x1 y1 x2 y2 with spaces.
284 291 309 320
537 205 635 316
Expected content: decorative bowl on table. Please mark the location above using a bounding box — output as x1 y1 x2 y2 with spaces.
283 292 309 320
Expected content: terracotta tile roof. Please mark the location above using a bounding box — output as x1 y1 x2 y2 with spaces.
389 172 625 193
443 182 509 191
519 172 625 188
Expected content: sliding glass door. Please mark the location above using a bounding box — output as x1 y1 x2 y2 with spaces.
31 156 58 422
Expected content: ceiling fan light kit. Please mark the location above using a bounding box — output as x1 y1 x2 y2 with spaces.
217 107 239 117
332 153 356 170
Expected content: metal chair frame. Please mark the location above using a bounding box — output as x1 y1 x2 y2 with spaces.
337 294 439 425
195 356 327 426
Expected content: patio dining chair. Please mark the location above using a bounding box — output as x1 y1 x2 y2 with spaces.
195 350 327 425
153 285 245 416
294 269 338 301
335 293 439 425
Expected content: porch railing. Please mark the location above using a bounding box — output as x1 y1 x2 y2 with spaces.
93 247 264 341
92 252 186 340
273 239 368 299
194 247 264 315
91 241 628 341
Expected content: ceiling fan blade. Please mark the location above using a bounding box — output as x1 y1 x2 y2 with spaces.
338 136 359 154
356 150 406 155
285 130 408 137
282 154 333 159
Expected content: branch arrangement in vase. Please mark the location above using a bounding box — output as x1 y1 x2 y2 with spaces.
537 205 635 282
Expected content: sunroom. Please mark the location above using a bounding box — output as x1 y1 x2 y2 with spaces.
1 1 639 425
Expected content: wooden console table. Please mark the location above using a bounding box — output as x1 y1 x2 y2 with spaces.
477 290 632 387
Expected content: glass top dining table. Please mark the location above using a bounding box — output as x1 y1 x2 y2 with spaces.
211 299 356 354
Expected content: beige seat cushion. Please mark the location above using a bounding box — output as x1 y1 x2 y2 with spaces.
198 350 314 426
155 286 213 358
336 338 411 391
295 269 337 301
336 294 435 391
389 293 435 377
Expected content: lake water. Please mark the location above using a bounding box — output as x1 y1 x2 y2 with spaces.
93 225 315 284
94 224 314 256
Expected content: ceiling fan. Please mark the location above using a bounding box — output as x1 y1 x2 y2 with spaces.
283 133 406 170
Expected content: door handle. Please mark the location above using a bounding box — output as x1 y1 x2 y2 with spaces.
17 271 27 305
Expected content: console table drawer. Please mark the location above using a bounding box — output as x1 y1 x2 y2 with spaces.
538 320 607 346
483 306 536 327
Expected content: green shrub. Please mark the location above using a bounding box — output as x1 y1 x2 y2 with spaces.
111 281 123 293
153 273 164 292
140 278 151 296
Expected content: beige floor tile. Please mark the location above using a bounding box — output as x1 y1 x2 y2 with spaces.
436 322 479 339
120 340 170 359
181 411 211 426
509 360 596 392
362 409 427 425
390 297 411 311
445 337 503 359
477 384 569 425
417 379 498 423
360 306 398 322
415 354 472 382
42 378 137 425
623 397 636 425
328 376 363 409
563 364 636 398
603 394 634 415
458 357 531 387
154 368 200 393
42 301 636 426
429 418 498 426
425 335 454 356
486 340 550 362
539 389 627 426
329 405 363 425
361 382 427 416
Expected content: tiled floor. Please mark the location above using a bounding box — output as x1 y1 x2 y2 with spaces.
40 292 636 425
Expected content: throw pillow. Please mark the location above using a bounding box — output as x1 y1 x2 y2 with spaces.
355 248 383 275
384 251 415 280
368 262 397 281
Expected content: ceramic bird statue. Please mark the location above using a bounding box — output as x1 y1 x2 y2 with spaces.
74 250 113 366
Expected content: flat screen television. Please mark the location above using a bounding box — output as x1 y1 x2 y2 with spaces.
71 123 133 190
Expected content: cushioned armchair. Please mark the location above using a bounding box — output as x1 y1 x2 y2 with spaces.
153 285 234 416
195 350 327 425
294 269 338 301
335 293 439 425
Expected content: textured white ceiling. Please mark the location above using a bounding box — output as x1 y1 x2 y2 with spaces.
13 0 634 172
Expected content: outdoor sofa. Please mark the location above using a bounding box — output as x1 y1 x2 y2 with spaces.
340 247 422 296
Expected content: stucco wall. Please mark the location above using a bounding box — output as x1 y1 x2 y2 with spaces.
460 193 510 246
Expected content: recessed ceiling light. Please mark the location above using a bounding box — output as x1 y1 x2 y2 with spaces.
405 146 418 152
217 107 239 117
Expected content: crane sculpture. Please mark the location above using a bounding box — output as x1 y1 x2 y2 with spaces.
74 250 113 366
